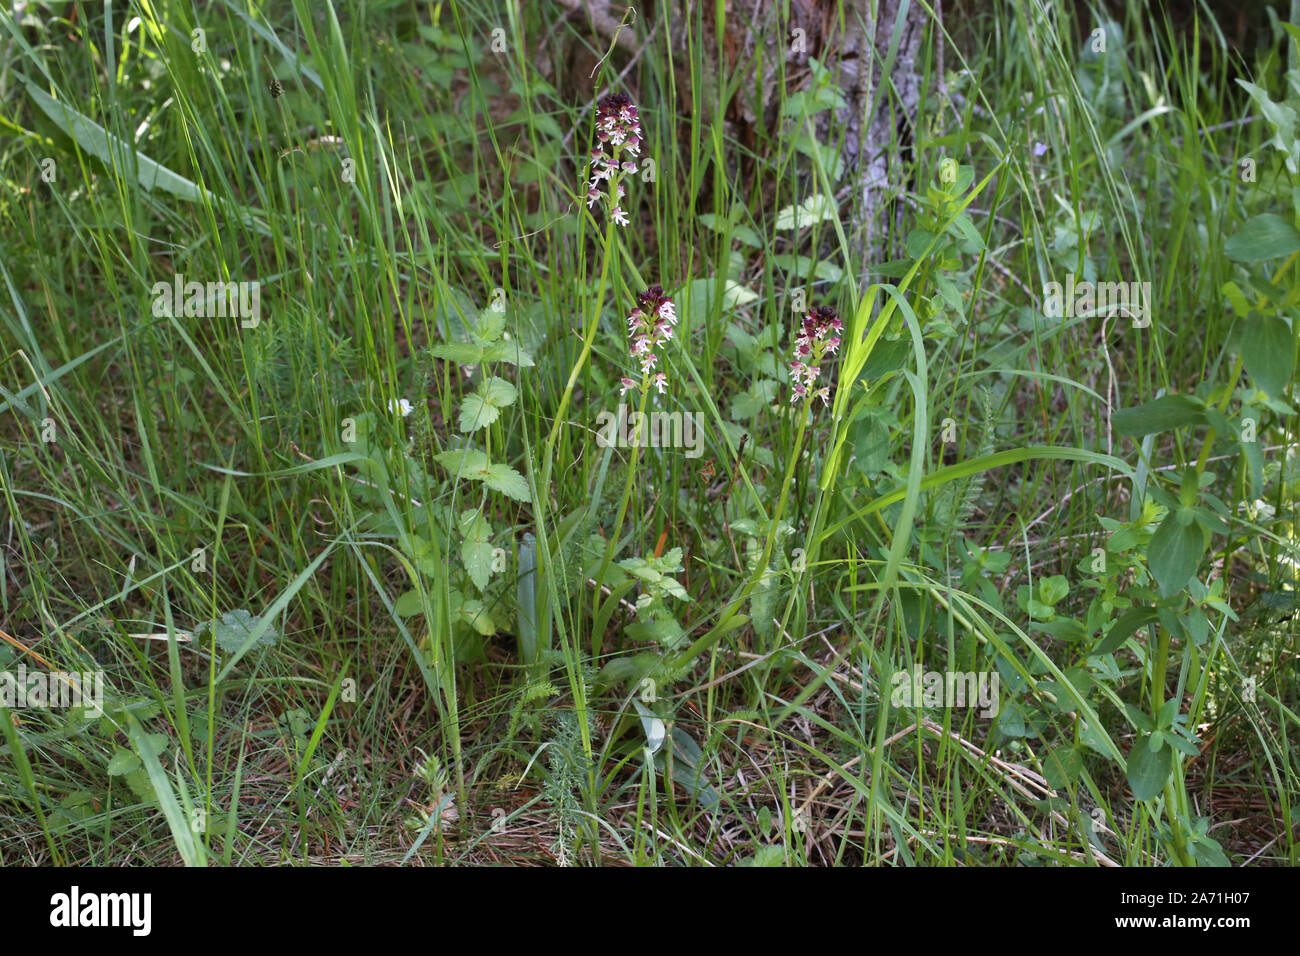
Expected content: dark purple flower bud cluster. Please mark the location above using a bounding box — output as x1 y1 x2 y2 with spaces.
586 94 642 227
621 285 677 395
789 305 843 406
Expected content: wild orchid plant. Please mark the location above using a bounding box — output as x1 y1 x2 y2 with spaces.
532 89 850 796
540 93 645 488
532 92 658 774
586 93 642 227
669 299 844 674
741 305 842 624
591 284 682 657
621 285 676 396
788 305 843 406
583 98 857 671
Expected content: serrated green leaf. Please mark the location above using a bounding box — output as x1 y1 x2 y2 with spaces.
107 749 140 776
742 845 788 866
436 447 489 478
195 609 278 653
124 765 158 802
139 733 169 757
730 390 765 419
474 311 506 343
436 450 529 500
458 393 500 432
481 338 536 367
484 463 529 501
1224 213 1300 262
480 377 517 408
1236 81 1298 172
774 194 837 230
659 576 690 601
626 617 686 649
618 557 662 584
458 509 494 592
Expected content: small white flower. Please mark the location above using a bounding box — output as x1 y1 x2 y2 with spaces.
611 207 629 227
389 398 413 417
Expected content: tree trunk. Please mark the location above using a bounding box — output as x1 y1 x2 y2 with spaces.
818 0 931 263
553 0 936 268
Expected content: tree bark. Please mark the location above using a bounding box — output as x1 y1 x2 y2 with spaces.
552 0 936 268
818 0 930 262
